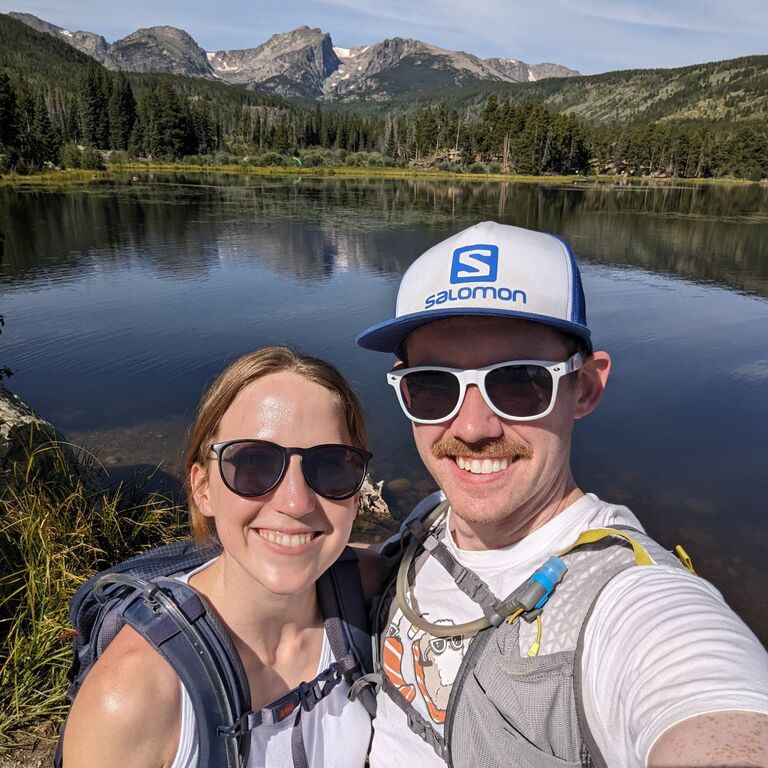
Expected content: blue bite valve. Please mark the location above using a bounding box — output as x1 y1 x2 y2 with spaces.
528 556 567 610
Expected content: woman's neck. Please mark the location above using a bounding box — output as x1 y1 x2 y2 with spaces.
189 553 326 706
189 553 322 659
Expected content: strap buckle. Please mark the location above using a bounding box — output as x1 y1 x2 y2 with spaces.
217 713 246 739
349 672 383 700
297 680 323 711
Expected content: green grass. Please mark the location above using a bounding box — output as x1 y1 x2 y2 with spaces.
0 426 186 748
0 161 758 189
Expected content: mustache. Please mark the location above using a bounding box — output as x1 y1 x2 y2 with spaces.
432 436 533 461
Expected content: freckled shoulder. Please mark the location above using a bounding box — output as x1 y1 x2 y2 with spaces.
62 624 182 768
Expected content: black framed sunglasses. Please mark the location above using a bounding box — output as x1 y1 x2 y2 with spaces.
209 440 372 500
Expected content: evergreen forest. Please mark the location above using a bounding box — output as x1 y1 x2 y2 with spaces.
1 13 766 179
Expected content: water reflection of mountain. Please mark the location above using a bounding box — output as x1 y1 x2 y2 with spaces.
1 177 766 298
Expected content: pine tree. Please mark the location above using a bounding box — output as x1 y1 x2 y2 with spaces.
0 72 20 169
139 82 193 160
32 91 58 165
190 100 216 154
108 73 136 151
77 62 110 147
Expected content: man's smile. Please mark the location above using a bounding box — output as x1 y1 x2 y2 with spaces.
432 435 533 480
455 456 510 475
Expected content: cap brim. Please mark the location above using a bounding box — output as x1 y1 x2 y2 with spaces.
356 308 593 356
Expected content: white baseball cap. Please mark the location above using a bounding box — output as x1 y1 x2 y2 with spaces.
356 221 592 355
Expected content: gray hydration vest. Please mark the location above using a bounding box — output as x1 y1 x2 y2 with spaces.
357 500 693 768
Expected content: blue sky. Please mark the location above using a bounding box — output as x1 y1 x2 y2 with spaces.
2 0 766 75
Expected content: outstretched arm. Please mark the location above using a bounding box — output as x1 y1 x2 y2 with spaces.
648 711 768 767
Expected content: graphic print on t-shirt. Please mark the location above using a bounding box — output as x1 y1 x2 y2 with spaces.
382 613 468 725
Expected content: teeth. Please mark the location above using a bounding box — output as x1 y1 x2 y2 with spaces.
259 530 314 548
456 456 510 475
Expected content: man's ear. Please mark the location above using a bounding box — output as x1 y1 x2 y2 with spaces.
190 462 214 518
574 351 611 420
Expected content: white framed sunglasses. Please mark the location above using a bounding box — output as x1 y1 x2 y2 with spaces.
387 353 583 424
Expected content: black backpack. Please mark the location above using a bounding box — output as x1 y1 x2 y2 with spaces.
55 540 376 768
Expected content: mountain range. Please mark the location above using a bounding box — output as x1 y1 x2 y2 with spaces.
8 12 579 102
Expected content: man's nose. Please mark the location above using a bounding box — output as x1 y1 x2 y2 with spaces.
269 456 315 517
449 385 504 443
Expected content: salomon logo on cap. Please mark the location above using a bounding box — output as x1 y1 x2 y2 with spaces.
450 245 499 283
356 221 591 355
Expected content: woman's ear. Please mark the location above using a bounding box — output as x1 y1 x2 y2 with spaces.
574 351 611 420
190 462 214 518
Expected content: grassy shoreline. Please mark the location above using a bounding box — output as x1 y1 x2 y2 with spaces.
0 163 759 188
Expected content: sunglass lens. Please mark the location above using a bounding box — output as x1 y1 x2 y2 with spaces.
220 441 284 496
303 446 366 499
485 364 553 418
400 370 460 421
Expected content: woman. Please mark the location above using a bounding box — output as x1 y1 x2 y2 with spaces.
63 346 376 768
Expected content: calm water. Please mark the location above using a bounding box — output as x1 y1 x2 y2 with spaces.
1 174 767 641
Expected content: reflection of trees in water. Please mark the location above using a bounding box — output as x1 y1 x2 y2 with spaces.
1 176 766 296
558 187 768 297
0 183 226 283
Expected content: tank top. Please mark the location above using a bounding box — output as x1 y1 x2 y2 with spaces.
170 560 371 768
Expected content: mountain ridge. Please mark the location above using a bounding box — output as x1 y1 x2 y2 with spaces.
2 12 766 129
7 13 579 101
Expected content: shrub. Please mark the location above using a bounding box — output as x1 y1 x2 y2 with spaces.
468 162 487 175
0 431 186 743
107 149 133 166
59 142 81 169
258 152 289 167
80 147 106 171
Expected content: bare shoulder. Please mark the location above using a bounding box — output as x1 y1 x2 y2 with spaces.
62 624 182 768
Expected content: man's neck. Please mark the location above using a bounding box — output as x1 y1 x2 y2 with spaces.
449 483 584 551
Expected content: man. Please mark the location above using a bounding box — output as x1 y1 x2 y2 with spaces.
356 222 768 768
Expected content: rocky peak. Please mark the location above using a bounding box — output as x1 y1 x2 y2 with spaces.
8 11 108 62
528 62 581 80
208 27 339 98
105 26 213 77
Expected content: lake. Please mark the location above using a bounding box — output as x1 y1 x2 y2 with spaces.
1 173 767 642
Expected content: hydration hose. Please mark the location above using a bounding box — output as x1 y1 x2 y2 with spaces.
395 504 567 638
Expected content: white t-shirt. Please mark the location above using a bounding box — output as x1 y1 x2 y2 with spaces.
170 561 371 768
370 493 768 768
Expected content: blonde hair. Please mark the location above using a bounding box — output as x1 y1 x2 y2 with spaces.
185 346 368 543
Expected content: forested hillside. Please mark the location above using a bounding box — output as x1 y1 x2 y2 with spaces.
1 13 766 179
382 56 768 126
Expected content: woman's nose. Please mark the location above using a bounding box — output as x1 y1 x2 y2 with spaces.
269 456 315 517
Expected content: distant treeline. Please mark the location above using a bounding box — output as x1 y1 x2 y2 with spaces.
1 64 766 179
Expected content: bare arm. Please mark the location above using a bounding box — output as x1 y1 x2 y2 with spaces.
648 711 768 767
62 625 181 768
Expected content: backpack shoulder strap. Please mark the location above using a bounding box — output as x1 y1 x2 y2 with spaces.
379 490 446 558
57 547 250 768
318 547 374 690
112 573 250 768
570 527 696 768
